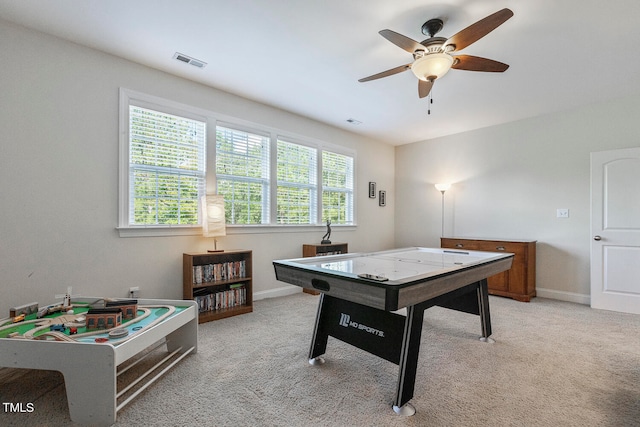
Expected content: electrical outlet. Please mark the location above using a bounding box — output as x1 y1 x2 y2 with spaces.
557 208 569 218
129 287 140 298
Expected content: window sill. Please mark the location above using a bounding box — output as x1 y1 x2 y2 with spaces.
117 226 201 238
117 224 356 238
226 224 357 235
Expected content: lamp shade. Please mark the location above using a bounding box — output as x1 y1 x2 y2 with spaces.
201 194 226 238
411 53 454 81
435 183 451 193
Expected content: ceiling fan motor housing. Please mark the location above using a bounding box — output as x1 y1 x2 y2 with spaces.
414 37 448 58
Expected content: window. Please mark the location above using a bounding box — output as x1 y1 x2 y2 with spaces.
129 106 206 225
120 89 355 236
276 140 317 224
322 151 354 225
119 89 209 236
216 125 270 225
275 139 354 225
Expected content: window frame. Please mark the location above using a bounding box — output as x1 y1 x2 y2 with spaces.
118 88 215 237
271 135 356 227
215 122 271 225
275 137 318 225
321 150 355 225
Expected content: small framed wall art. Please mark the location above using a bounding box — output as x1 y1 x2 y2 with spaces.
369 182 376 198
379 190 386 206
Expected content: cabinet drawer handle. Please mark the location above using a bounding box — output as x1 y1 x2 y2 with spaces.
496 246 506 251
455 244 464 248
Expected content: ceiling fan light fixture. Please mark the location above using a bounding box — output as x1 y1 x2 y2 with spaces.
411 53 453 81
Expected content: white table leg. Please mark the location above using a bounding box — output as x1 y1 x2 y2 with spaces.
0 339 117 426
61 342 117 426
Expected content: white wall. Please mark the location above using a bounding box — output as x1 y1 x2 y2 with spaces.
395 95 640 303
0 20 395 314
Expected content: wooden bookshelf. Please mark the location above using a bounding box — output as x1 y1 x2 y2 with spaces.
183 250 253 323
302 243 348 295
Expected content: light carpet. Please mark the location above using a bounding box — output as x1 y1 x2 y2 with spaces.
1 293 638 426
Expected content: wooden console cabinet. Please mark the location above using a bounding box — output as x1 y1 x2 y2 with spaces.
183 250 253 323
441 238 536 302
302 243 348 295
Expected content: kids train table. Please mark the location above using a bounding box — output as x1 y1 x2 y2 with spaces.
0 297 197 426
273 247 514 416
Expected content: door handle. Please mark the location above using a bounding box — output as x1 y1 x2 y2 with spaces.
593 235 602 241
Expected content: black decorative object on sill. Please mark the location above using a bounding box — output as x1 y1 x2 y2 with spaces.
321 220 332 244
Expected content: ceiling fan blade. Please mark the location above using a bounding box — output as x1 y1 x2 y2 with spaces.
443 8 513 52
358 63 412 82
418 78 433 98
451 55 509 72
379 29 425 53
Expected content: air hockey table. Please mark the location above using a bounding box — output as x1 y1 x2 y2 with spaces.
273 247 513 416
0 297 197 426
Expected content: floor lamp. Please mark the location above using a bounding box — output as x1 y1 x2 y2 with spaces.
434 183 451 237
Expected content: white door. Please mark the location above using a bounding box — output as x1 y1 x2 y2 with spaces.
591 147 640 314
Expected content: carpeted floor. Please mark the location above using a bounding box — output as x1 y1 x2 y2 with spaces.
1 293 638 426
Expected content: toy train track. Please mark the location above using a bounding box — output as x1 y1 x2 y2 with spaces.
0 304 176 344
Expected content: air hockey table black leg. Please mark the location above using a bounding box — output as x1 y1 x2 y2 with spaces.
392 304 425 416
308 293 329 365
477 279 495 343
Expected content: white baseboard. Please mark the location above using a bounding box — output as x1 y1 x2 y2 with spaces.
254 285 301 301
535 287 590 305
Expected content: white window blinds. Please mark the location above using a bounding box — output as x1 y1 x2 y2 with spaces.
216 126 270 225
128 106 206 226
276 139 318 224
322 150 354 225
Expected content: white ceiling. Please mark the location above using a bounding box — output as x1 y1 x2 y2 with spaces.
2 0 640 145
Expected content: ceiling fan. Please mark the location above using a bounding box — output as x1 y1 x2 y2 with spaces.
359 8 514 98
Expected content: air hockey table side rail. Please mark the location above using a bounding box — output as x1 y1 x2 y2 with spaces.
273 248 514 311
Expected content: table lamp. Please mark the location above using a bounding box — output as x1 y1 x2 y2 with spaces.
201 194 226 252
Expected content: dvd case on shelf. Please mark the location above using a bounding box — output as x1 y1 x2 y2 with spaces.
192 260 246 284
194 285 247 312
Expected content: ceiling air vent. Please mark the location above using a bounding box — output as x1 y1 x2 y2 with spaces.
173 52 207 68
